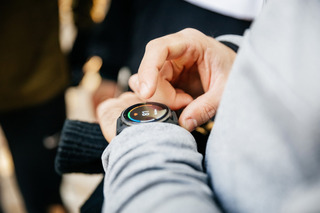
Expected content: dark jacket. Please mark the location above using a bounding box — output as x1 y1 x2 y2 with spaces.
0 1 69 111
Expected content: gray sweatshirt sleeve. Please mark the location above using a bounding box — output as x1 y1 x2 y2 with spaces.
206 0 320 212
101 123 221 213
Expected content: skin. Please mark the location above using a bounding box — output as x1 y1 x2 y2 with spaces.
97 28 236 141
97 92 143 142
129 28 236 131
92 79 121 111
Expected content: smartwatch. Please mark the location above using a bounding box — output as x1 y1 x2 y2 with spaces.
116 102 178 135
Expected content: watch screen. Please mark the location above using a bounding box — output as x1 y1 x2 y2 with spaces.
123 102 169 123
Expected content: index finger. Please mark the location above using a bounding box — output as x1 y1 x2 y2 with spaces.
137 30 194 99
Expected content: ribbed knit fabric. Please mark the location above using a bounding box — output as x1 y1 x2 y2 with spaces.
55 120 108 175
54 118 211 175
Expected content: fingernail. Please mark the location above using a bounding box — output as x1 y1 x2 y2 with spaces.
184 119 197 131
139 82 149 98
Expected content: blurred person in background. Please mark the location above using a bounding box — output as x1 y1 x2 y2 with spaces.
0 1 70 212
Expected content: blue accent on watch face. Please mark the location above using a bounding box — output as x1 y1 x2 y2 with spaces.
124 103 168 123
127 111 142 123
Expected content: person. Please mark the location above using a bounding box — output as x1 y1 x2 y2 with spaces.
69 0 259 110
96 0 320 212
61 1 260 211
0 1 69 212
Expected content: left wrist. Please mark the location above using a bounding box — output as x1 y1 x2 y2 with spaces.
116 102 178 135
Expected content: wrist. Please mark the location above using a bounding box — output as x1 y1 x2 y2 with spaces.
116 102 178 135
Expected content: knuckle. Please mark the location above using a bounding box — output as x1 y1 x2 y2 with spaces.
180 28 201 37
145 39 159 51
200 102 216 123
181 28 195 34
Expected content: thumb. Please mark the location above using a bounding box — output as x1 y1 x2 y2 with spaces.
128 74 140 94
179 91 219 132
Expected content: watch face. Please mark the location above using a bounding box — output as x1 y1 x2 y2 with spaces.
123 102 169 124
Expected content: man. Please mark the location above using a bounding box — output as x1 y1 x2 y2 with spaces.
98 0 320 212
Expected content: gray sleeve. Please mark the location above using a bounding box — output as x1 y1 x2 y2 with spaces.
101 123 221 213
206 0 320 212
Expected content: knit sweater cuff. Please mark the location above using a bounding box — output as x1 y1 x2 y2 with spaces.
55 119 108 175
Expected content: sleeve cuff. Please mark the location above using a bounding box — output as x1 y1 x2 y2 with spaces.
216 34 244 52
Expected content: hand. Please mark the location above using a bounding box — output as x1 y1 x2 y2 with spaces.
129 28 236 131
97 92 143 142
92 79 121 111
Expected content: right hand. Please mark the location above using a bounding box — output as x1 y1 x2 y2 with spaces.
129 28 236 131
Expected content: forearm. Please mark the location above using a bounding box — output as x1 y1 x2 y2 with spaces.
102 123 221 213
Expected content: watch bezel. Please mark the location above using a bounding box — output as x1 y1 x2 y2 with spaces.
120 102 172 126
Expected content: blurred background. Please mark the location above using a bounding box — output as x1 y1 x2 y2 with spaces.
0 0 109 212
0 1 255 212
